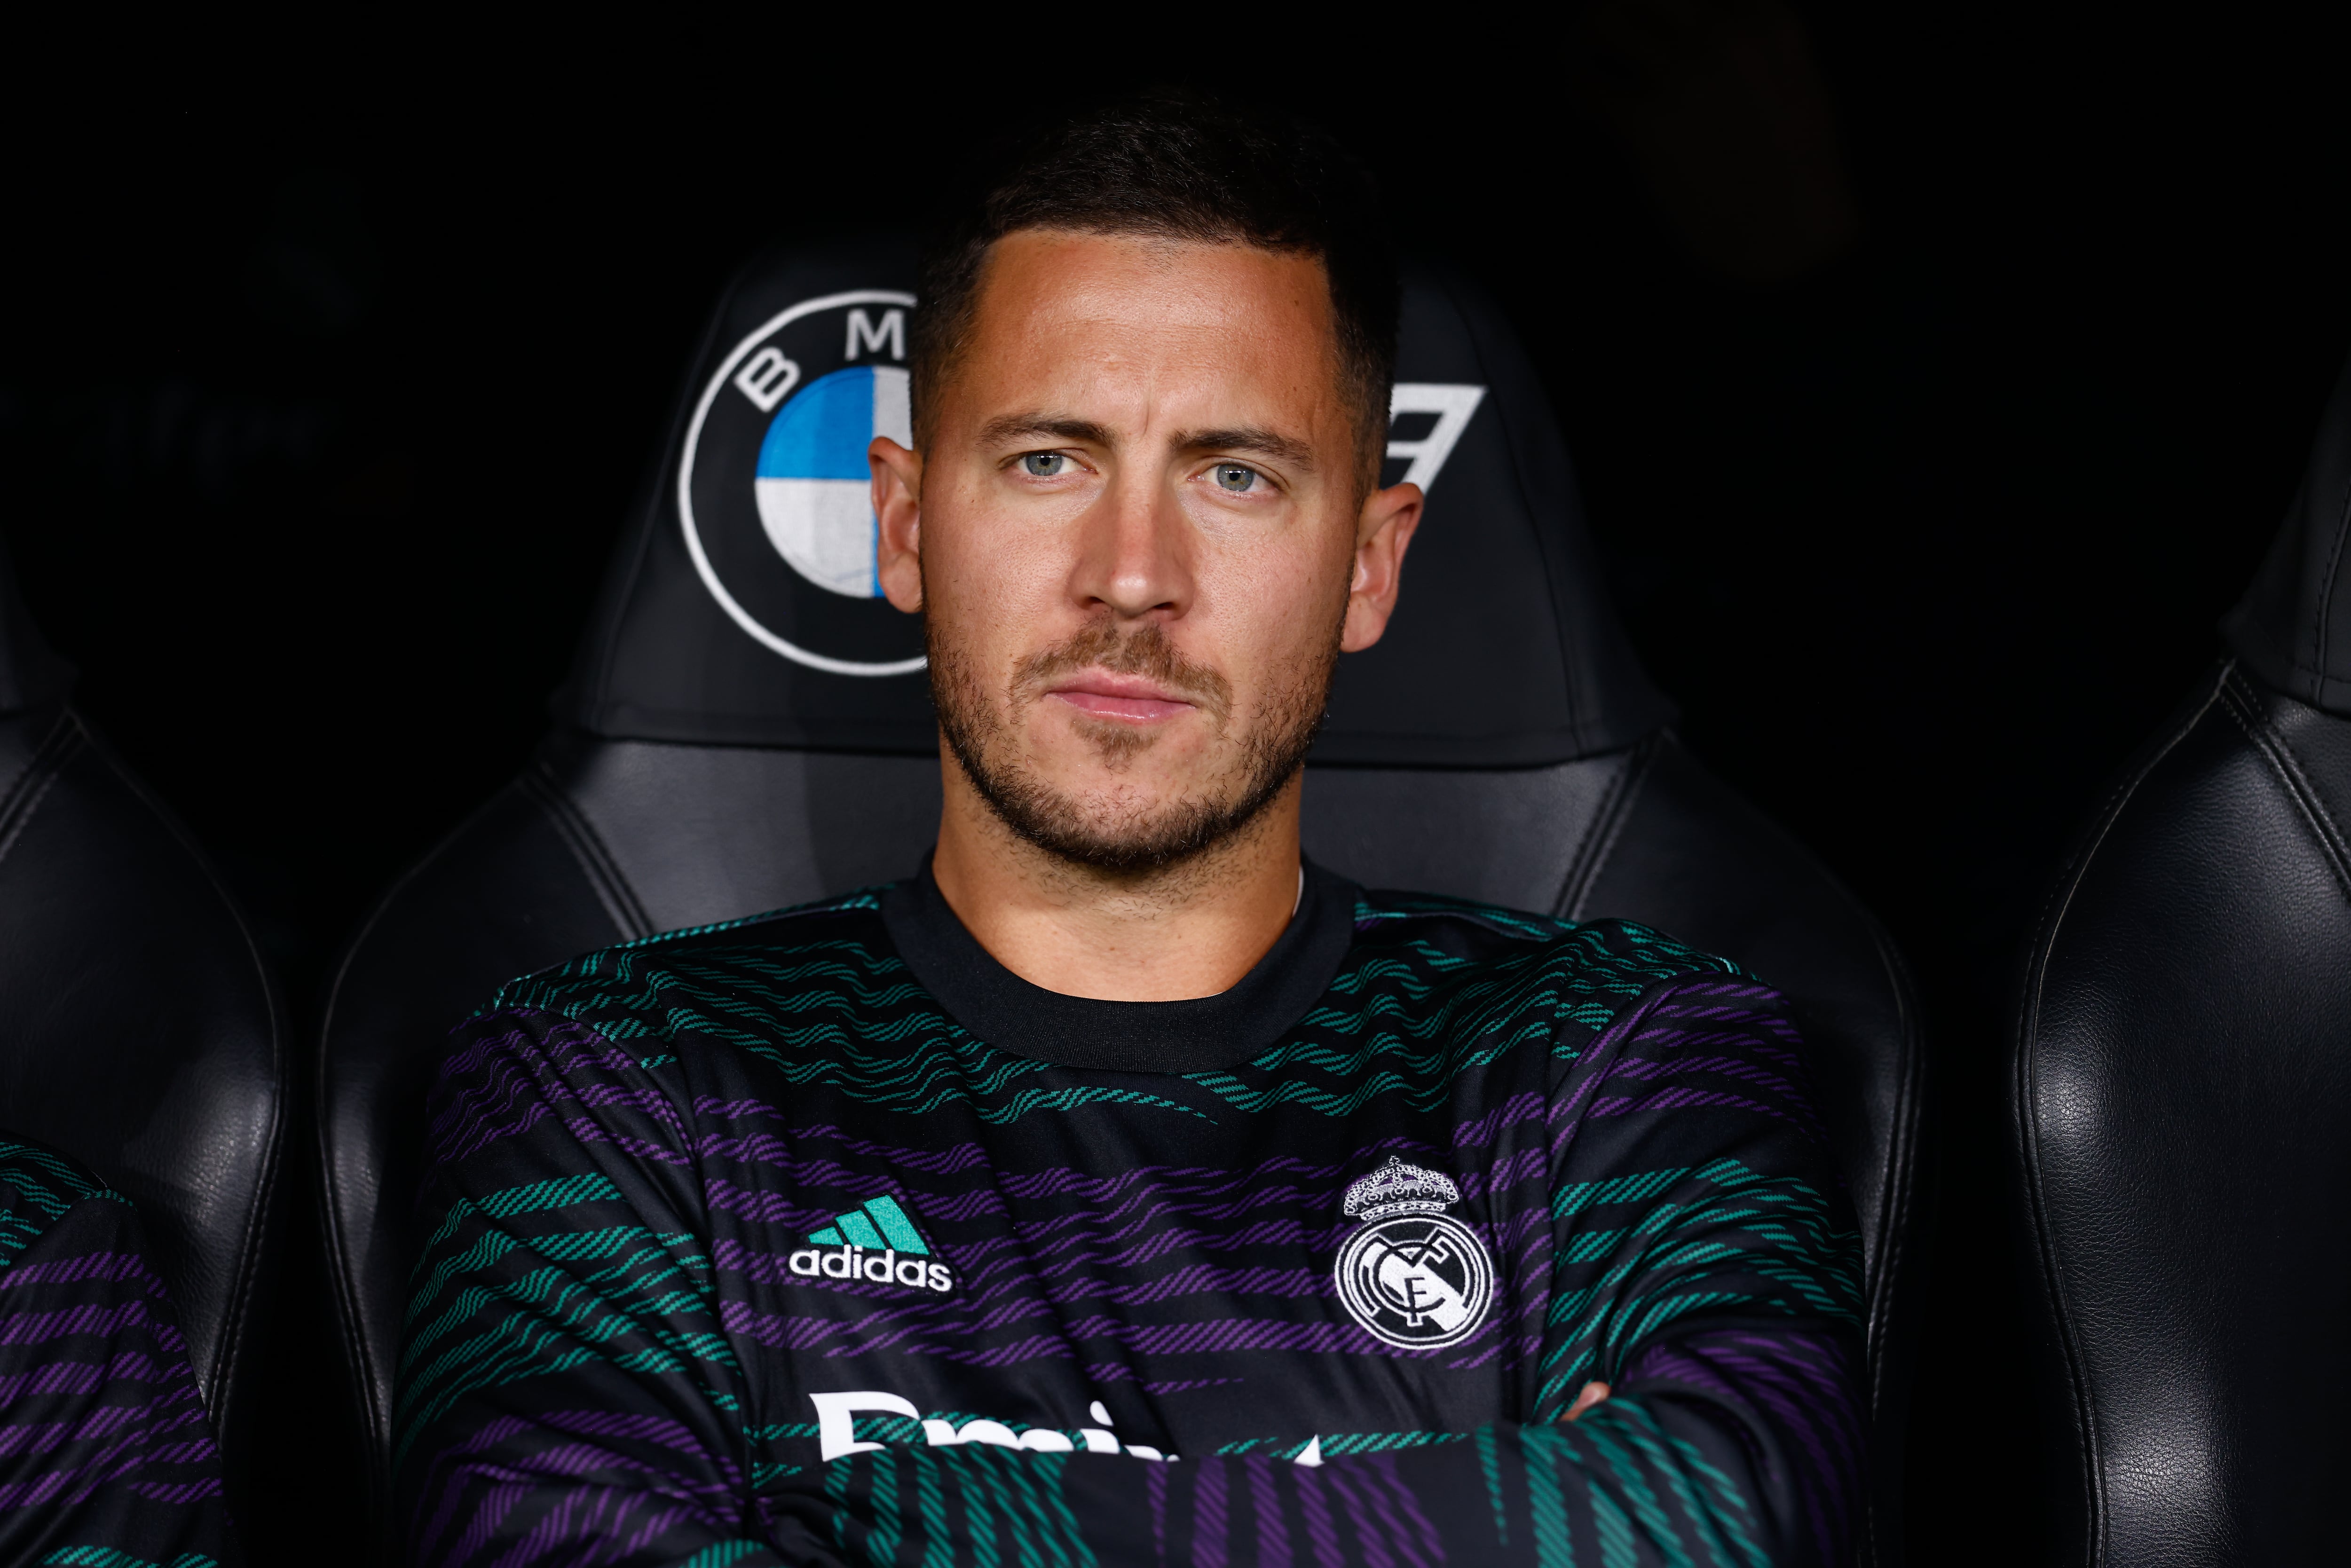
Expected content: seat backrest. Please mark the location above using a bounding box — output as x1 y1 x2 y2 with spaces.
2013 360 2351 1567
322 237 1924 1560
0 547 285 1502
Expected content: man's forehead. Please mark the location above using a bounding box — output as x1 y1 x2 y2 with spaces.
957 231 1344 429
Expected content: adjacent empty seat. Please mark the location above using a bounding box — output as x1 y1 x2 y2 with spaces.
0 547 285 1504
321 237 1925 1560
2012 358 2351 1566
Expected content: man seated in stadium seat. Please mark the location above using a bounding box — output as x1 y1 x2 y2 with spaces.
394 91 1864 1568
0 1133 237 1562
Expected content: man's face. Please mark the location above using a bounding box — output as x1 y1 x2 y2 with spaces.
873 230 1417 872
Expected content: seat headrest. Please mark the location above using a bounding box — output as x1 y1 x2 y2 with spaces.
0 542 72 715
2227 353 2351 715
558 236 1671 765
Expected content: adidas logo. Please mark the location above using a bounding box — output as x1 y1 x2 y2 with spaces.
789 1193 955 1295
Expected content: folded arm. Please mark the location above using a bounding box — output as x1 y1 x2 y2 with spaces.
0 1142 237 1564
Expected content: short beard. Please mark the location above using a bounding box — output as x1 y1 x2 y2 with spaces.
930 612 1339 876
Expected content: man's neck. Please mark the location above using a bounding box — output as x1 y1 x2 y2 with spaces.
927 766 1304 1003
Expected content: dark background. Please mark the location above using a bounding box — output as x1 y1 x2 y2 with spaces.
5 8 2349 1560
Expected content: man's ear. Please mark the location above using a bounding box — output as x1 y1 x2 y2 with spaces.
871 436 924 613
1340 480 1422 653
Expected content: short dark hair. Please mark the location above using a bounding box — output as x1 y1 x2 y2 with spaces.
912 89 1398 480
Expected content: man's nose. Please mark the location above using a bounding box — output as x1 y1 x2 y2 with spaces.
1072 468 1194 621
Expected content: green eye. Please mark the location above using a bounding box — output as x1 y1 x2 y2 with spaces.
1215 463 1259 492
1021 453 1067 477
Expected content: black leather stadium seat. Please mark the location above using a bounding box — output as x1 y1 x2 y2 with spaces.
2012 358 2351 1567
321 237 1925 1560
0 547 285 1501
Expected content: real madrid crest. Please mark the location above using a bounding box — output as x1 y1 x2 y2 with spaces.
1333 1156 1494 1351
677 287 929 678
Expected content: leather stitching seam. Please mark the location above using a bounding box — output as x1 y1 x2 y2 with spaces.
2013 660 2229 1568
2216 669 2351 902
1858 922 1922 1391
525 761 655 941
0 708 80 869
1555 731 1658 921
1845 912 1923 1568
68 711 291 1486
2308 475 2351 701
317 775 572 1519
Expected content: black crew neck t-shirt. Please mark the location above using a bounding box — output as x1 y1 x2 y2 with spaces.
882 858 1354 1074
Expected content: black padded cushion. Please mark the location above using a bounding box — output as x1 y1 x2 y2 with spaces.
2016 362 2351 1567
323 238 1920 1560
0 548 284 1500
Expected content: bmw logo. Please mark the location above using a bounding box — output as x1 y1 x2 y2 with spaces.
678 288 928 677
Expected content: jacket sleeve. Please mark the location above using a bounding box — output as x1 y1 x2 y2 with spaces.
0 1139 240 1566
394 1008 785 1568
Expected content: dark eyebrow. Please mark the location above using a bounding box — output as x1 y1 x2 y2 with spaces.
1176 427 1317 471
978 413 1115 449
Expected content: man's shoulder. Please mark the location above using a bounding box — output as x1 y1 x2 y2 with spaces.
0 1132 127 1269
1344 886 1750 1011
468 884 904 1040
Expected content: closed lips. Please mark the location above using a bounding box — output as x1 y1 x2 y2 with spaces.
1048 674 1198 722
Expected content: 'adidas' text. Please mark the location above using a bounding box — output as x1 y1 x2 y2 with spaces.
790 1243 954 1294
793 1191 956 1294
